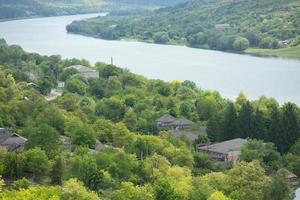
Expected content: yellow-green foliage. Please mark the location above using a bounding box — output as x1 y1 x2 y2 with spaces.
111 182 154 200
62 178 100 200
165 166 192 199
208 191 231 200
0 186 62 200
198 161 269 200
0 178 100 200
0 176 4 192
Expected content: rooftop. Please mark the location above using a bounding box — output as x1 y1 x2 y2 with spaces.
156 114 176 123
198 138 247 155
65 65 97 73
171 117 194 126
0 128 27 152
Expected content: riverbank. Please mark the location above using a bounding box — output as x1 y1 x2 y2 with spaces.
68 30 300 61
245 46 300 60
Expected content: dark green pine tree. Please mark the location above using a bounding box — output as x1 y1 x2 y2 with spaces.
280 103 300 153
252 108 268 140
50 156 64 185
238 101 255 138
222 102 238 140
207 111 225 142
268 105 282 152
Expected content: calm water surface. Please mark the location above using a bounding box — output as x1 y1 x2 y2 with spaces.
295 188 300 200
0 13 299 104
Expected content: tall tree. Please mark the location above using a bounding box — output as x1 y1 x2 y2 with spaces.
207 111 225 142
222 102 238 140
51 156 65 185
238 101 254 138
268 105 282 151
280 103 300 153
252 108 268 140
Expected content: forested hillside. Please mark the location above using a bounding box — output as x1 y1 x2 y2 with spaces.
0 0 106 19
0 0 189 20
67 0 300 57
0 38 299 199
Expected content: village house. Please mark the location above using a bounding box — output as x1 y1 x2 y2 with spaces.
156 114 195 131
215 23 230 30
279 39 292 47
197 138 247 165
285 171 298 188
65 65 99 78
171 117 195 131
59 136 108 156
0 128 27 152
156 114 176 129
57 81 65 89
277 169 299 188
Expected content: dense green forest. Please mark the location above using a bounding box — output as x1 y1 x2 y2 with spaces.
67 0 300 58
0 0 188 20
0 38 299 199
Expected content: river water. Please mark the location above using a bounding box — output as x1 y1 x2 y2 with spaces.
0 13 299 104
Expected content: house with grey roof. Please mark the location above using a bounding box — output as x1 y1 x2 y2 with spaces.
156 114 195 131
156 114 176 129
65 65 99 78
0 128 27 152
170 117 195 131
197 138 247 165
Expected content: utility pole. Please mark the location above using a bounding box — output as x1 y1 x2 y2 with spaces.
111 57 113 65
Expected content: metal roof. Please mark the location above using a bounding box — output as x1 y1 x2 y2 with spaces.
170 117 194 126
156 114 176 123
198 138 247 155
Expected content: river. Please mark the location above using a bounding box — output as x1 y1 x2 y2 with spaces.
0 13 299 104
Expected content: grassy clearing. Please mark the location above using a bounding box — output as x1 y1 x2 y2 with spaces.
245 45 300 60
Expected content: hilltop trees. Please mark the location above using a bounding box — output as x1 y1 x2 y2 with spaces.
207 97 300 154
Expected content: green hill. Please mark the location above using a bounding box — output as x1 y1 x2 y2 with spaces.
0 0 189 20
67 0 300 57
0 0 106 19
